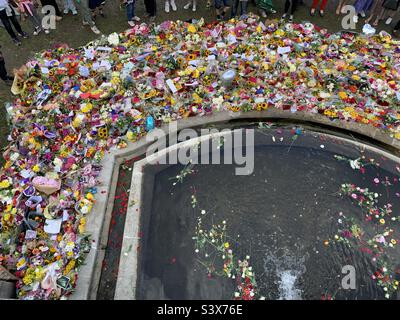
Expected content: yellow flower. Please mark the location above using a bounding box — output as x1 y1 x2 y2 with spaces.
224 242 230 249
32 164 40 172
187 24 196 33
379 218 385 225
391 239 397 245
0 180 10 189
338 92 348 100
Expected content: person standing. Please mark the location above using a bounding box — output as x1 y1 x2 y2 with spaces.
122 0 140 26
282 0 298 22
255 0 275 18
144 0 156 19
0 0 28 45
231 0 248 17
76 0 101 33
0 48 14 85
310 0 328 16
16 0 45 35
354 0 373 17
164 0 176 13
380 0 400 24
393 18 400 35
89 0 105 18
336 0 349 14
63 0 77 14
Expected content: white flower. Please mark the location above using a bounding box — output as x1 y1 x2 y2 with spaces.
234 292 240 297
195 249 199 253
201 210 206 215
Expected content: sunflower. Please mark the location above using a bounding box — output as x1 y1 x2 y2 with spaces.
256 102 268 111
97 127 108 139
186 53 197 61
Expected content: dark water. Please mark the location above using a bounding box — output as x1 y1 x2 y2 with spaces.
137 126 400 300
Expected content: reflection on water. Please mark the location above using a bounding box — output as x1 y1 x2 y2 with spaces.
137 125 400 300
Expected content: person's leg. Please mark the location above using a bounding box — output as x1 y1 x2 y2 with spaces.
284 0 291 13
9 10 24 35
79 0 95 25
320 0 328 10
311 0 319 9
231 0 238 16
0 10 18 39
127 2 133 20
28 4 42 29
241 0 248 15
291 0 298 14
0 57 8 81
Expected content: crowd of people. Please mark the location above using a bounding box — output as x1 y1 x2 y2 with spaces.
0 0 399 50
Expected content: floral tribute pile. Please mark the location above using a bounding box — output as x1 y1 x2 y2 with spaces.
1 13 400 300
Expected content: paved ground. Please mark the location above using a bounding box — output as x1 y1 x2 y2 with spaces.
0 0 399 157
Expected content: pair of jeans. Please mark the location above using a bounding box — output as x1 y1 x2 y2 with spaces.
64 0 77 12
144 0 156 16
77 0 95 26
21 3 42 29
215 0 229 9
126 0 136 21
311 0 328 10
284 0 298 14
231 0 247 16
0 8 24 40
395 19 400 30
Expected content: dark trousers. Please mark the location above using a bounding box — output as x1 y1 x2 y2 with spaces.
395 20 400 30
284 0 298 14
0 8 23 40
0 58 8 81
40 0 62 17
144 0 156 16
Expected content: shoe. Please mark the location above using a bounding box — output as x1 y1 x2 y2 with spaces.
63 9 69 14
270 9 276 14
90 25 101 34
83 20 89 25
259 9 267 18
33 27 42 36
184 2 191 9
310 8 315 16
128 20 135 27
192 3 196 11
171 0 177 11
360 11 366 18
165 1 170 13
44 29 50 34
72 10 78 15
18 32 28 38
281 13 287 20
132 16 140 21
319 10 324 17
206 0 211 8
289 15 293 22
386 17 392 25
13 38 21 46
56 16 62 21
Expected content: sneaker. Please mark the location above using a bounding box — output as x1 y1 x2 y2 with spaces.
128 20 135 27
33 27 42 36
171 0 177 11
165 1 170 13
90 25 101 34
310 8 316 16
192 3 196 11
206 0 211 8
63 9 69 14
289 15 293 22
270 9 277 14
44 29 50 34
184 2 191 9
360 11 366 18
386 17 393 25
82 20 89 25
72 10 78 15
132 16 140 21
13 38 22 46
281 13 287 20
319 10 324 17
18 31 28 38
259 9 267 18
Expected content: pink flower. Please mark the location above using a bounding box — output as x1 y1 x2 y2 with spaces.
374 178 380 184
351 193 358 199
